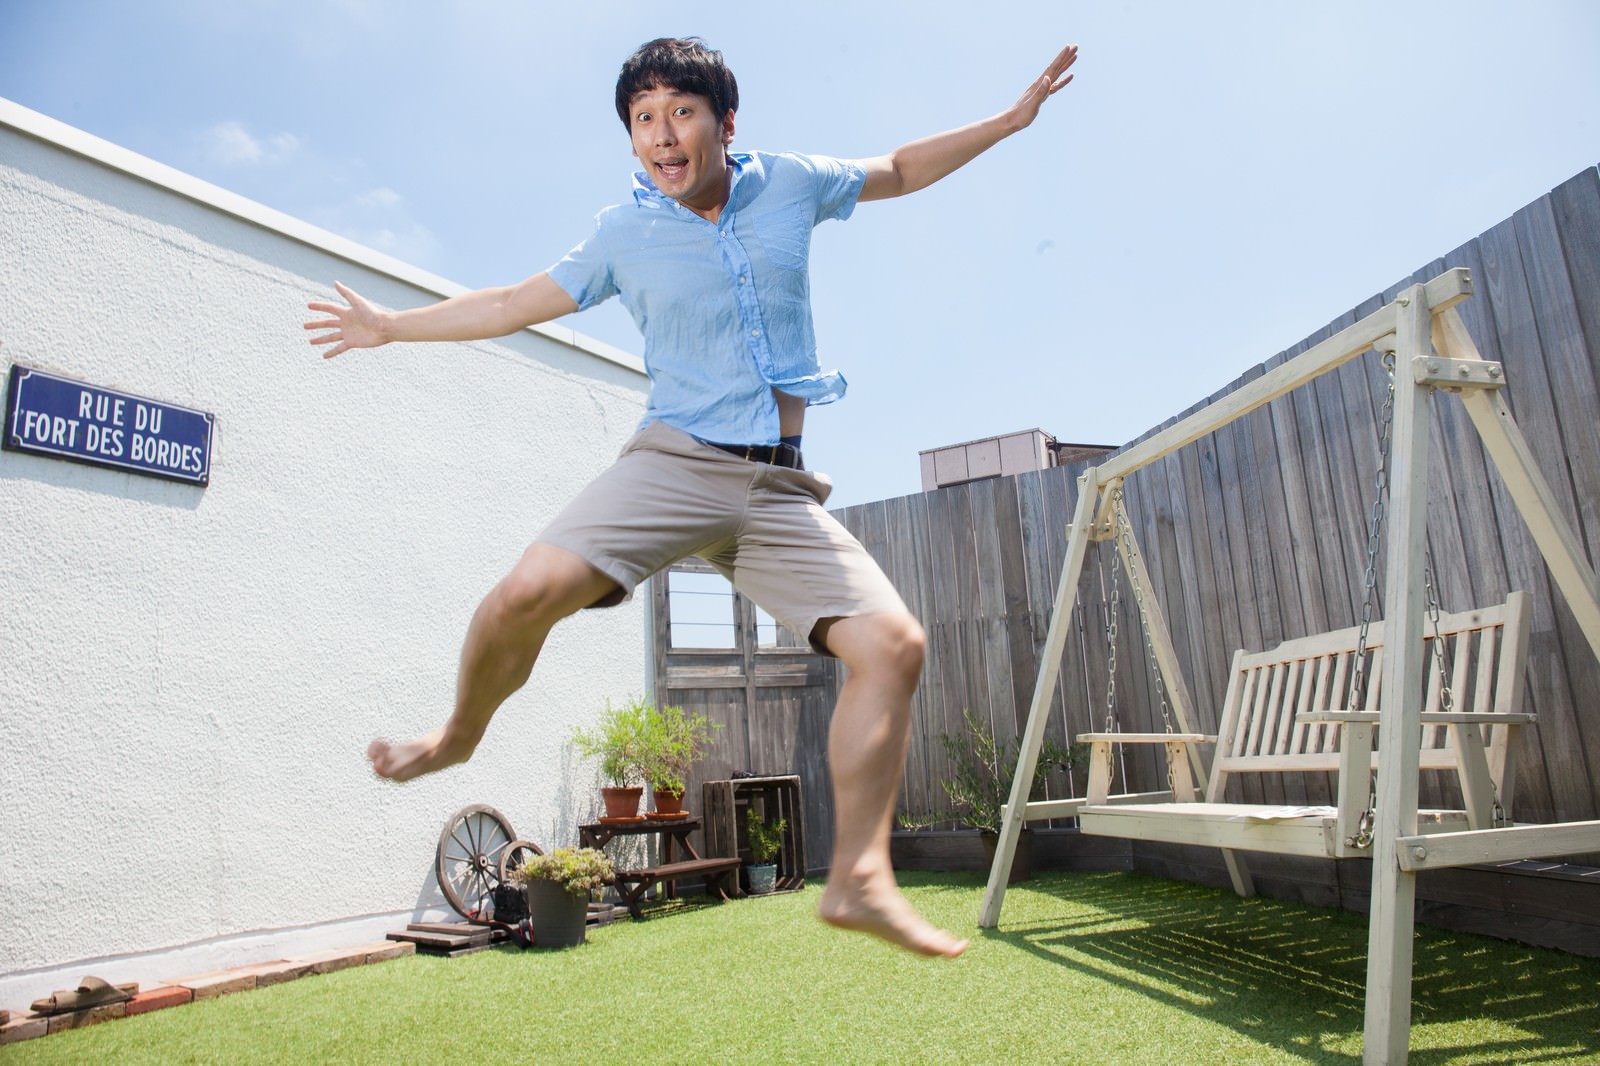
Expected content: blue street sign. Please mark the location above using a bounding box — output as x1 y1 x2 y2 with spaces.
4 365 215 486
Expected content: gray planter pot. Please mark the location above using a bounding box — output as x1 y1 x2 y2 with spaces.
747 862 778 895
525 879 588 948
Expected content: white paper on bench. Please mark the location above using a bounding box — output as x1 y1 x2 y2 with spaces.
1229 806 1337 821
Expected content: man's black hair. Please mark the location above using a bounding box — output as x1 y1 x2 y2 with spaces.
614 37 739 130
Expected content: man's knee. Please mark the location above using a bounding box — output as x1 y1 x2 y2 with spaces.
493 544 617 627
823 611 926 679
890 614 928 677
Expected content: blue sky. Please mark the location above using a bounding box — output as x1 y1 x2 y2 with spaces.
2 1 1597 508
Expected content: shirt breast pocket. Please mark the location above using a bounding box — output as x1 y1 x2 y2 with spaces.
748 205 813 272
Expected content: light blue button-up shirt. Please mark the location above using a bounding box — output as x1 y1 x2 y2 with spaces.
547 151 865 445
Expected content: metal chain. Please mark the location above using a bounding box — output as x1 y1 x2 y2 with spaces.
1345 350 1398 848
1115 492 1174 734
1424 535 1508 824
1348 351 1398 711
1350 786 1378 849
1422 545 1455 714
1103 534 1121 736
1102 531 1122 784
1339 351 1504 842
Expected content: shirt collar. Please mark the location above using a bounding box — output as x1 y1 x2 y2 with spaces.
631 151 757 210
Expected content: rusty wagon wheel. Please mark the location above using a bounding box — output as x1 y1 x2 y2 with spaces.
497 838 544 883
436 804 519 921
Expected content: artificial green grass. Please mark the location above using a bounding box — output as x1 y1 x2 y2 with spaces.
13 872 1599 1064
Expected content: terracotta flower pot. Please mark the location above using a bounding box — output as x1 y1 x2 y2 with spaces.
524 879 588 948
600 786 643 819
651 788 685 816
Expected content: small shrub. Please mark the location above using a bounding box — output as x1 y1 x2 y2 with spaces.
571 697 652 787
939 708 1079 833
745 807 787 864
637 701 721 796
508 847 615 896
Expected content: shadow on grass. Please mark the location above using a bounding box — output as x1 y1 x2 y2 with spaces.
977 872 1599 1064
633 892 729 921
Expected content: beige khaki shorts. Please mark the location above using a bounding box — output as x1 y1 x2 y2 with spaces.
535 421 908 654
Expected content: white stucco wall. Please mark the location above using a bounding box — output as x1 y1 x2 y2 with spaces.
0 101 649 1005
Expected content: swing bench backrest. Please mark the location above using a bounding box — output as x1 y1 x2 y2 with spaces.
1208 591 1534 814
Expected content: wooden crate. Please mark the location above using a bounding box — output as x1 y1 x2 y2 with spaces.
702 776 806 895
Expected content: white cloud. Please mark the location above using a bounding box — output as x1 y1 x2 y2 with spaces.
202 120 300 165
191 122 439 271
313 185 440 268
356 186 403 209
355 221 441 266
266 131 301 160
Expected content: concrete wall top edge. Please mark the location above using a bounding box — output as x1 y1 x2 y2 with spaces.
0 96 646 378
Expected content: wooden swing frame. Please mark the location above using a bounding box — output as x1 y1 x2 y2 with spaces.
977 268 1600 1064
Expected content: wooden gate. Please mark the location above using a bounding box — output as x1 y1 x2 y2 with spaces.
648 559 836 871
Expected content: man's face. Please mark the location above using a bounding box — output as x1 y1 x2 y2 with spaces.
628 86 736 218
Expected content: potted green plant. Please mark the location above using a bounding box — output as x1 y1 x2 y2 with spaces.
572 696 650 819
636 701 721 817
939 708 1077 883
506 846 614 948
744 806 787 895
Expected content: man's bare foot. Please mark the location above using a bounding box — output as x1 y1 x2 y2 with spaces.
818 872 968 957
367 729 471 782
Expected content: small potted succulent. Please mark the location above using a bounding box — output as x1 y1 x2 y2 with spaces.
505 846 615 948
744 807 787 895
572 697 651 819
636 701 721 817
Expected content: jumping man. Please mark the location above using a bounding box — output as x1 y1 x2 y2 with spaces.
306 37 1077 957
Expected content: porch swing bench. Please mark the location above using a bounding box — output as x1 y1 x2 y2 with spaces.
1073 590 1533 896
978 268 1600 1060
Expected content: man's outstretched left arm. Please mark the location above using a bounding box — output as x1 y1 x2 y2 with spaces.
855 43 1077 203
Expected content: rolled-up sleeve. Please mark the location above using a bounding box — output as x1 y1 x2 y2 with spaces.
546 217 619 311
797 153 866 225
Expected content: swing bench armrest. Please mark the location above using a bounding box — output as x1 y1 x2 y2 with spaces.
1077 732 1215 744
1295 711 1534 725
1081 734 1215 805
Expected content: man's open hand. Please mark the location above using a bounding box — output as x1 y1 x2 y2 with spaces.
1008 44 1078 132
305 281 388 359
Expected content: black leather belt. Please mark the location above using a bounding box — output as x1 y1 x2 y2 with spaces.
700 439 805 469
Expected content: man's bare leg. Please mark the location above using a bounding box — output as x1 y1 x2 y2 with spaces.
368 543 618 782
815 611 968 957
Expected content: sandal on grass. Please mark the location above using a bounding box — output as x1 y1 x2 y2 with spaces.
30 976 138 1014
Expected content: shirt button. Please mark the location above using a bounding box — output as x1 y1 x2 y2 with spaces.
721 231 729 238
739 276 747 284
751 329 761 337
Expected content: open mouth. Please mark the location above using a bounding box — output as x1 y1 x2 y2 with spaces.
655 159 687 183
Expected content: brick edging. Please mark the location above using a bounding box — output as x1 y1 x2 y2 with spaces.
0 940 416 1046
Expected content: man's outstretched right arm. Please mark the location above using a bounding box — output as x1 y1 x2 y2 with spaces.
304 273 579 359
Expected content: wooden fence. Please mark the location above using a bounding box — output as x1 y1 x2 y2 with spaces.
830 166 1600 843
650 165 1600 872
